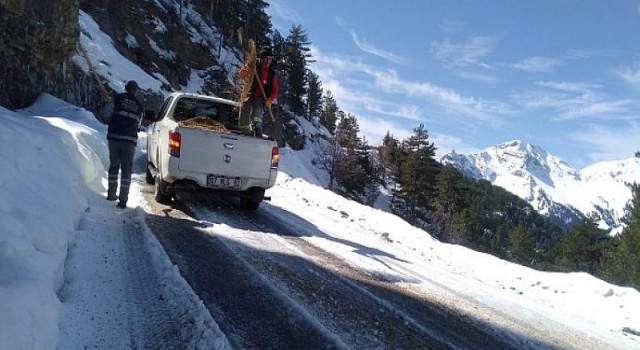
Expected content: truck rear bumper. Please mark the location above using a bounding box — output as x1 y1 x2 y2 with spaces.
171 179 270 200
165 157 276 190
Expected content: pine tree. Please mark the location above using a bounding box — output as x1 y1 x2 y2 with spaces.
395 124 439 220
333 113 368 197
211 0 243 41
360 142 381 206
270 30 286 63
240 0 272 48
379 131 400 171
306 70 323 121
335 148 367 197
320 91 338 134
556 217 609 275
600 183 640 289
283 25 311 115
615 183 640 287
319 135 340 191
507 224 537 266
319 109 345 190
336 113 360 148
434 165 463 214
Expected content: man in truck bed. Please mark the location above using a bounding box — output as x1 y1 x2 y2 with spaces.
238 46 279 137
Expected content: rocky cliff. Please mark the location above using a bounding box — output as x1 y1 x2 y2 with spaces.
0 0 237 111
1 0 299 148
0 0 80 109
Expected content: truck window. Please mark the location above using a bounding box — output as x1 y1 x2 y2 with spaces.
173 97 237 129
197 101 236 126
173 99 197 121
157 96 173 119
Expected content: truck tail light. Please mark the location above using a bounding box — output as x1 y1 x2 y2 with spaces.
271 146 279 168
169 131 181 157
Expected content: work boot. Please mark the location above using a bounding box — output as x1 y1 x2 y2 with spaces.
117 194 127 208
241 127 253 136
107 186 117 200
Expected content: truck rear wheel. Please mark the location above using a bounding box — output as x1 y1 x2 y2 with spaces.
240 197 262 211
239 188 265 211
155 175 173 204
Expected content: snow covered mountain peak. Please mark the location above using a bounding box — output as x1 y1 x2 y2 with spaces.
441 140 579 189
487 140 579 183
581 157 640 183
440 140 638 231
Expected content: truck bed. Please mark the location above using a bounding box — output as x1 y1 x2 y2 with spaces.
176 126 274 180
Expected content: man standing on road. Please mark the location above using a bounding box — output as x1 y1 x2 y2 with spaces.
239 46 279 136
101 80 144 208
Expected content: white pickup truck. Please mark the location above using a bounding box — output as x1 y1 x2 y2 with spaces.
146 92 279 210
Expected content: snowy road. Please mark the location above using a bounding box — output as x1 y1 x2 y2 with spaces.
56 150 635 350
140 188 530 349
58 194 227 349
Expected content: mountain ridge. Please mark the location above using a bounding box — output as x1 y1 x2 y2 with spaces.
440 139 639 232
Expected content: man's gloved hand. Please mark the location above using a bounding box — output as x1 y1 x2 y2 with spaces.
264 99 272 109
100 89 110 104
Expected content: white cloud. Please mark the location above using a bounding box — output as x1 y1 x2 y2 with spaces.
438 19 466 33
515 81 639 121
430 36 496 68
537 81 601 94
505 50 591 73
266 0 303 24
357 116 413 146
555 100 637 121
355 118 482 156
309 45 511 128
368 69 511 121
431 133 482 158
308 53 377 112
617 63 640 87
363 102 421 121
351 117 482 158
506 56 563 73
457 70 501 84
568 121 640 162
334 16 347 27
350 30 406 64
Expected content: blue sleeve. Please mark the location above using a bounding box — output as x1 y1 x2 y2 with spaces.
100 97 115 125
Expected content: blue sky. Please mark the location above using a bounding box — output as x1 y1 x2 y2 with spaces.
266 0 640 168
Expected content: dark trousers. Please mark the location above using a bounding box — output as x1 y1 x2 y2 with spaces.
107 139 136 203
239 94 264 136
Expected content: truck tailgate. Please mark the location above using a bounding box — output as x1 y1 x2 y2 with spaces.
177 127 274 179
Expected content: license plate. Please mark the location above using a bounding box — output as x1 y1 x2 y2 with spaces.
206 175 241 189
